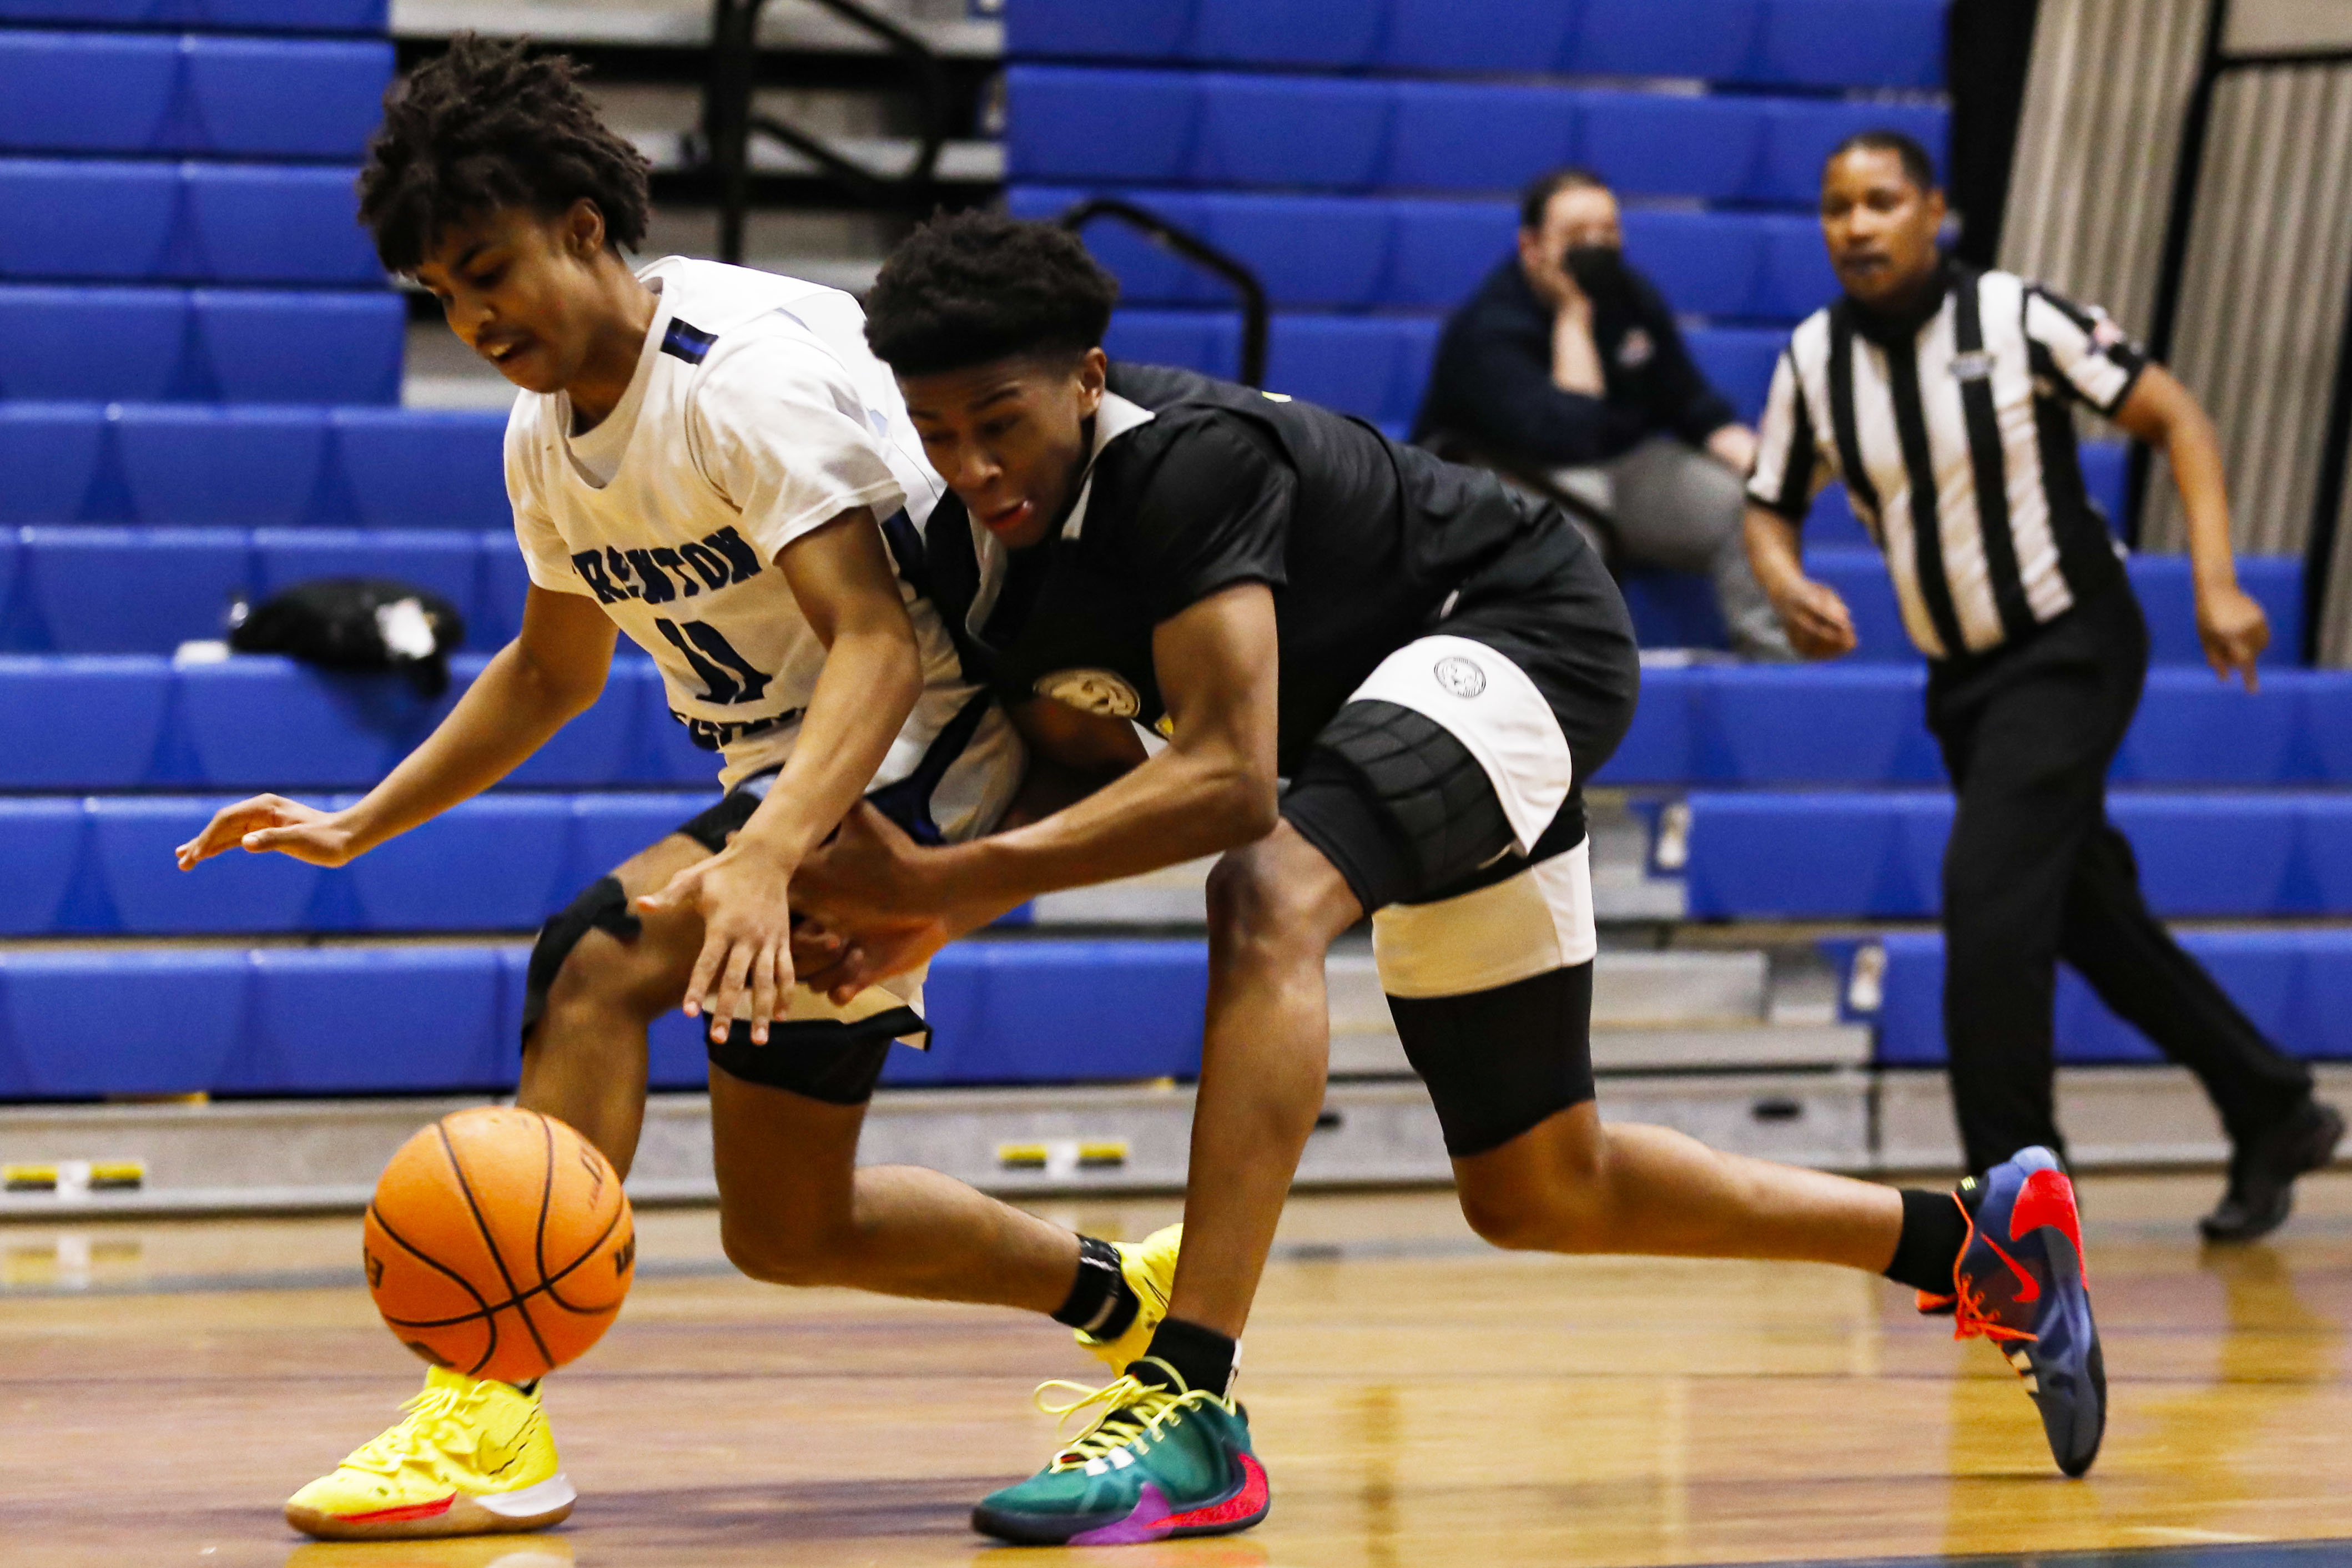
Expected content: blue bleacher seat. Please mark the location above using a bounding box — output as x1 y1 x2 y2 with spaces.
0 285 186 401
1617 571 1726 651
240 947 506 1094
1381 0 1580 74
1859 929 2352 1065
506 657 666 785
1685 325 1784 423
1386 83 1579 195
2114 667 2304 786
1193 74 1391 191
16 525 248 652
1570 0 1766 81
1750 100 1948 206
888 939 1208 1086
116 405 330 526
1010 186 1221 305
1580 92 1766 204
176 653 422 787
0 404 108 521
88 794 325 931
1186 0 1384 69
338 408 511 531
194 289 402 404
345 795 573 930
473 535 532 644
1695 664 1943 784
1004 66 1197 184
0 159 178 279
1265 315 1409 424
0 0 386 30
183 163 380 284
1004 0 1192 60
1749 0 1945 90
1384 199 1514 309
1200 193 1393 309
1754 213 1839 321
253 527 481 620
180 37 392 159
1621 211 1765 321
565 793 714 888
2134 553 2302 666
0 653 173 787
1105 308 1241 380
0 948 250 1097
0 798 85 935
0 31 179 154
2078 438 2127 521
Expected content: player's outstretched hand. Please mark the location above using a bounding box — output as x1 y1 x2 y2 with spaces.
2197 581 2269 692
174 795 361 870
637 845 798 1046
793 802 932 926
1771 576 1859 660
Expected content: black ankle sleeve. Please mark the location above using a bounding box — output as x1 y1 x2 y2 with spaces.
1882 1188 1971 1295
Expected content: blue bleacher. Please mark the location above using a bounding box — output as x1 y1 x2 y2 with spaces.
0 936 1210 1097
1597 663 2352 788
0 288 401 403
0 33 390 158
1004 85 1948 207
0 159 379 283
1005 0 1944 91
1852 929 2352 1066
0 0 385 31
0 405 507 526
1685 791 2352 920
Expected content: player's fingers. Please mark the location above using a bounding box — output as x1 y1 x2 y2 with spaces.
706 937 756 1046
747 942 779 1045
634 865 702 917
178 798 285 865
681 929 725 1021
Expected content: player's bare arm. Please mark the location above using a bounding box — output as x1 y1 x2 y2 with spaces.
2109 365 2268 687
174 586 620 870
796 582 1280 996
636 503 924 1042
1743 503 1857 659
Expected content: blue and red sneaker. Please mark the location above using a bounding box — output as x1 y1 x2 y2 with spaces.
971 1361 1270 1546
1948 1146 2105 1476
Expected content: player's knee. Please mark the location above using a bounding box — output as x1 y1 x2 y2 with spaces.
719 1208 858 1288
1206 846 1331 963
1457 1122 1611 1252
543 925 670 1023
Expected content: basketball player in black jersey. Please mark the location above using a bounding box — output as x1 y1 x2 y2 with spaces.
788 214 2110 1544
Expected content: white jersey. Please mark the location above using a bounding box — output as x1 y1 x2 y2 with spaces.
506 256 1019 840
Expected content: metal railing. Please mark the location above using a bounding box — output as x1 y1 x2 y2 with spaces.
702 0 950 264
1055 196 1270 388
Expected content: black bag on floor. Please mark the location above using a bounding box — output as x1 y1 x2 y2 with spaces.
227 577 466 698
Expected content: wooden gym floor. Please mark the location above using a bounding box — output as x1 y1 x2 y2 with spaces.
4 1171 2351 1568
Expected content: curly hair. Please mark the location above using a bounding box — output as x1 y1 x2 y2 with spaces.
864 210 1119 376
1826 129 1940 193
358 34 651 274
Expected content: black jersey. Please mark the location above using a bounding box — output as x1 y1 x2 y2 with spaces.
920 362 1630 775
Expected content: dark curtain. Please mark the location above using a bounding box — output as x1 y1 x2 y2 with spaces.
1946 0 2044 266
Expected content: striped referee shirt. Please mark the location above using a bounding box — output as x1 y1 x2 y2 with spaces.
1747 263 2144 662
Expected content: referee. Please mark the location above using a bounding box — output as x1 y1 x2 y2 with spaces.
1744 130 2342 1241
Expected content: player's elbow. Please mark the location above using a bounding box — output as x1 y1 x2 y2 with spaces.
1201 762 1280 845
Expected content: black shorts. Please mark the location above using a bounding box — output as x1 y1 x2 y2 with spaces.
1280 523 1640 1157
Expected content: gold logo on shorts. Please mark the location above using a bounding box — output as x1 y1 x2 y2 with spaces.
1433 656 1487 698
1036 668 1142 718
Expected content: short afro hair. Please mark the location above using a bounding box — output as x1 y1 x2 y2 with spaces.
358 33 651 275
864 210 1119 377
1825 129 1941 195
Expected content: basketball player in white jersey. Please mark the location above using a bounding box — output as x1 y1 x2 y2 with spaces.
173 37 1178 1541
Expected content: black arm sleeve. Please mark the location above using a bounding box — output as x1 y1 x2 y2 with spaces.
1118 419 1295 624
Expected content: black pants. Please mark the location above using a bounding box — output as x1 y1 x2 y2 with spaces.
1928 581 2313 1173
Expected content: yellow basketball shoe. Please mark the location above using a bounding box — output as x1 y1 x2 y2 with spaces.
285 1366 575 1540
1075 1223 1183 1372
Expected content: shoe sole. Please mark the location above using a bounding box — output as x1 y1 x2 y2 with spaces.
285 1473 576 1541
2026 1211 2105 1478
972 1453 1270 1546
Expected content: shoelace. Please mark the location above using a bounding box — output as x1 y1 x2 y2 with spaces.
1033 1365 1230 1474
1944 1192 2036 1349
344 1384 489 1478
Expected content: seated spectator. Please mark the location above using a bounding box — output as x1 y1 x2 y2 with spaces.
1414 168 1792 659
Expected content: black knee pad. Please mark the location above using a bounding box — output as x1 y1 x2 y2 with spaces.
1282 700 1516 909
704 1009 922 1107
1388 962 1597 1158
521 875 643 1048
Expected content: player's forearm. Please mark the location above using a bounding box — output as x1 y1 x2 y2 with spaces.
1744 506 1808 598
340 639 598 853
731 621 921 869
920 742 1274 912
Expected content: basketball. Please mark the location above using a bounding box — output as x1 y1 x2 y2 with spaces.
362 1106 636 1385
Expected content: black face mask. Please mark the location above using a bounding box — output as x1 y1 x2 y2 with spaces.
1563 243 1631 304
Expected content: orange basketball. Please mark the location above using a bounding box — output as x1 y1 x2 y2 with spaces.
363 1106 636 1384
